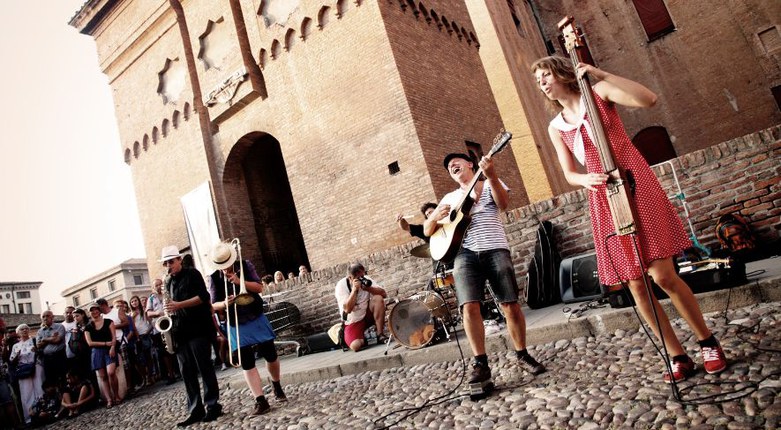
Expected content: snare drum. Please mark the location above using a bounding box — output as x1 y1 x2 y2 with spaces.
433 270 455 289
388 291 449 349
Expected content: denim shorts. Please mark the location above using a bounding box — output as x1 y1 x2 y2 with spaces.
452 248 519 305
91 348 117 371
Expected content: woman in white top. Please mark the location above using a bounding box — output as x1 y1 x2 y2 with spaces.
9 324 44 424
130 295 154 387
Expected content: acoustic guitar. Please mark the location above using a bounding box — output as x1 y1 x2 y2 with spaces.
558 16 637 236
429 131 512 262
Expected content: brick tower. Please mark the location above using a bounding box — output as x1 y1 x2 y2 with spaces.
70 0 528 275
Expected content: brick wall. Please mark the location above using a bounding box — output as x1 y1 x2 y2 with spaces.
273 125 780 338
533 0 781 156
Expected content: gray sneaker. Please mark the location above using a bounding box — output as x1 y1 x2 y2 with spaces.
469 361 492 384
519 354 546 375
274 387 288 403
251 396 271 416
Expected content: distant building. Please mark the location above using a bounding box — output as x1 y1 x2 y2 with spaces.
61 259 150 310
0 282 43 316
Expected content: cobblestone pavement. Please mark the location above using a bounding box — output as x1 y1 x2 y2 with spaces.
49 301 781 429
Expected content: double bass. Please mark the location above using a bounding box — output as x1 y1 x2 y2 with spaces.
558 16 638 237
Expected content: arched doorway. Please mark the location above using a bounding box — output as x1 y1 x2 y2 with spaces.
223 132 310 277
632 126 677 166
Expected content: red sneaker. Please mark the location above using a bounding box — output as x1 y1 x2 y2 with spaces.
663 357 695 383
701 344 728 374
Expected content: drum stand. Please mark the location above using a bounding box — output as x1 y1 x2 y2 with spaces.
383 298 399 356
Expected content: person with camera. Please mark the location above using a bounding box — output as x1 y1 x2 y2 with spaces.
334 263 388 352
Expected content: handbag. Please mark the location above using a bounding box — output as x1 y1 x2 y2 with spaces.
16 362 35 379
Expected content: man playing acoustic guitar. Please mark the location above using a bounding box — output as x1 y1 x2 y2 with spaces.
424 153 545 397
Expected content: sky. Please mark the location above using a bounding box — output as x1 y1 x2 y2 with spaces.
0 1 146 312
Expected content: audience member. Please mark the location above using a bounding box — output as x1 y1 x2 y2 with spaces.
130 295 154 387
146 278 178 385
29 379 60 427
0 317 20 429
70 309 94 384
58 370 96 418
9 324 44 425
62 307 78 376
84 305 120 408
298 265 309 278
36 310 67 385
115 299 138 394
273 271 285 284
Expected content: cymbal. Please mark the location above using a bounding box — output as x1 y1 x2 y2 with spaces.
410 243 431 259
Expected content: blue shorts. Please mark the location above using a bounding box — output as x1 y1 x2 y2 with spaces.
91 348 117 371
452 248 519 305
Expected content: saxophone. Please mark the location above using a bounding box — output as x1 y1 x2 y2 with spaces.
155 276 176 354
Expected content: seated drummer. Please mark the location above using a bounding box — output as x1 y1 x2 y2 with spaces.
397 202 453 281
396 202 438 241
334 263 388 351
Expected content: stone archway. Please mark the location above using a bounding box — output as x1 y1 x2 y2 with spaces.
223 132 310 277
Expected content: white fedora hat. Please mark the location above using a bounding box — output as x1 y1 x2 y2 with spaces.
210 242 237 270
159 245 183 262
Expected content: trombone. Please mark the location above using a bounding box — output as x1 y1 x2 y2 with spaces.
221 238 255 368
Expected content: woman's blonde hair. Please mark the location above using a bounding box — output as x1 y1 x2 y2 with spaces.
530 56 580 113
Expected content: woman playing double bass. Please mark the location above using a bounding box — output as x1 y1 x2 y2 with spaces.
531 55 727 383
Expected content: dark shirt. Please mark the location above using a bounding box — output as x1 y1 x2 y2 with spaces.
210 260 265 324
409 224 428 242
85 320 113 348
167 267 216 342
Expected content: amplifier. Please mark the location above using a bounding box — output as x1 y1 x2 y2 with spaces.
602 258 746 308
560 252 603 303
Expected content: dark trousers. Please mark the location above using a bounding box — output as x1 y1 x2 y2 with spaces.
176 336 220 415
43 349 67 385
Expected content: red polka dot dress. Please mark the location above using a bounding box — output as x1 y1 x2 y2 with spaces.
551 92 691 285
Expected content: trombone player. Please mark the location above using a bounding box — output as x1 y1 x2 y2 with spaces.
209 240 287 416
159 245 222 427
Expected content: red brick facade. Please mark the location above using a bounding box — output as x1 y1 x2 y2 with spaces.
70 1 779 289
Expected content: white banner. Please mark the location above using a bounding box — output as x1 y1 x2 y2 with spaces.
180 181 220 274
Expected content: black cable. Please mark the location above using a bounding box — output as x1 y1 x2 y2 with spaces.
604 233 682 399
373 291 469 429
604 234 779 405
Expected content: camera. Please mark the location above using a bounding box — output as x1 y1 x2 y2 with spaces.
358 277 372 287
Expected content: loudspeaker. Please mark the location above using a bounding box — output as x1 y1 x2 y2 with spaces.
560 252 603 303
303 332 339 355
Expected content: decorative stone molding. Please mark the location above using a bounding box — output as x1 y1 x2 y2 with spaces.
203 66 249 106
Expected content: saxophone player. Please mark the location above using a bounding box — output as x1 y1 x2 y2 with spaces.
145 278 178 385
159 246 223 427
